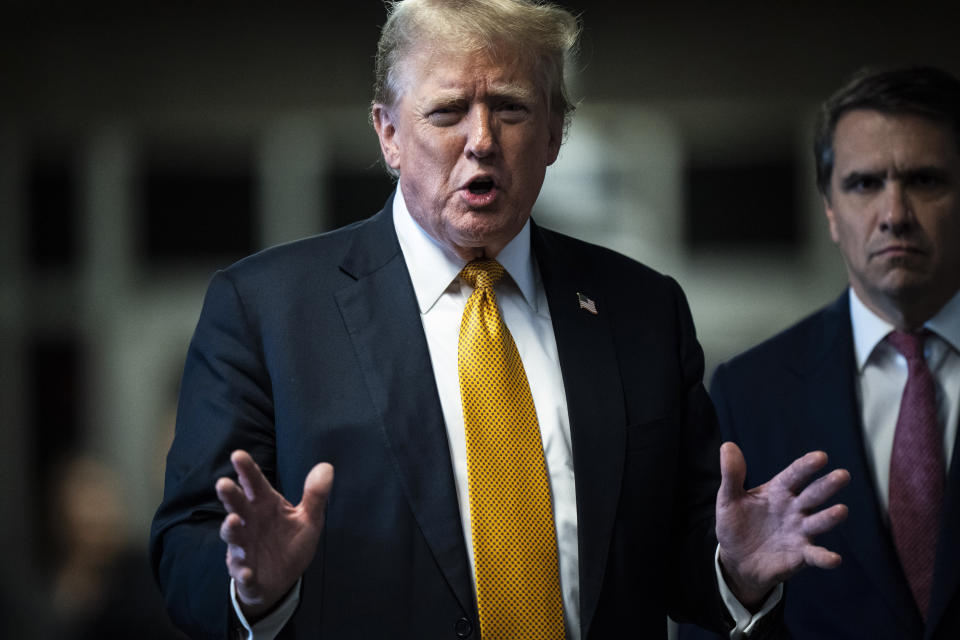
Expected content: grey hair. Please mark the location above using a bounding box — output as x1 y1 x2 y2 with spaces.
372 0 580 132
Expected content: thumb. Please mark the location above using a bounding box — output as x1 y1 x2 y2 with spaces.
301 462 334 526
718 441 746 507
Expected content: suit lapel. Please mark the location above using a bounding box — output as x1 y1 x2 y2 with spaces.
533 225 625 638
793 293 919 631
334 202 475 617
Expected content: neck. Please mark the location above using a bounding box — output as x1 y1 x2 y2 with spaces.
454 244 502 262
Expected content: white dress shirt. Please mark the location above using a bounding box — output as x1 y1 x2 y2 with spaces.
850 288 960 513
393 186 583 638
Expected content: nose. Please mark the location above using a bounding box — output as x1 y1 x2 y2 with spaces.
464 106 498 159
879 181 914 235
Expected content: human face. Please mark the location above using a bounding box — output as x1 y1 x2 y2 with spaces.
372 47 562 260
824 110 960 328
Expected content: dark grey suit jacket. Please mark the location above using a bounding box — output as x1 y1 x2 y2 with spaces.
151 194 759 639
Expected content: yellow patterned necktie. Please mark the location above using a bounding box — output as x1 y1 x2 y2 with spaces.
458 259 566 640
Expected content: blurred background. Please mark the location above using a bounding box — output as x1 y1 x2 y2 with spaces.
2 1 958 636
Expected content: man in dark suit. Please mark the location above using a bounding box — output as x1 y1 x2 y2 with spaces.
679 66 960 640
150 1 849 638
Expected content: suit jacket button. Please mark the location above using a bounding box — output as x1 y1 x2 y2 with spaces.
454 616 473 638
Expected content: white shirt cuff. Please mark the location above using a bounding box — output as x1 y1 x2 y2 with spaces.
230 578 301 640
714 545 783 639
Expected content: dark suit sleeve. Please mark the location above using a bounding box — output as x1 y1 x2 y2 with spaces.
675 361 735 640
709 362 742 445
676 361 786 640
659 279 731 631
150 270 280 640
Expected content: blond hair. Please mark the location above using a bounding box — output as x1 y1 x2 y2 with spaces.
373 0 580 130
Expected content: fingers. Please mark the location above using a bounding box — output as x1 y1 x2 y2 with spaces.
795 468 850 511
220 501 262 590
301 463 335 527
234 565 254 587
803 503 849 537
717 442 747 506
224 538 256 590
221 509 261 590
216 477 250 519
231 450 274 502
802 544 842 570
220 512 247 545
772 450 829 494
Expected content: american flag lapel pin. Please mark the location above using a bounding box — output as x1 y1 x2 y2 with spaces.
577 292 598 315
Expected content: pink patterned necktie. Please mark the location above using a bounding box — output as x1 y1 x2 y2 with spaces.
886 330 944 620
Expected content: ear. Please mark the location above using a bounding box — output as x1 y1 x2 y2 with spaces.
822 194 840 244
372 103 401 171
545 111 563 166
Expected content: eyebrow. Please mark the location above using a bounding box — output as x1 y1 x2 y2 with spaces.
488 84 537 102
428 83 537 105
839 166 951 189
898 166 952 182
839 170 884 190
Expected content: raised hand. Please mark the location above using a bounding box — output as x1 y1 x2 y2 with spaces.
715 442 850 607
215 450 334 620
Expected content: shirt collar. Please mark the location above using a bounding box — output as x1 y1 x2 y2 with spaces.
849 286 960 370
392 183 538 314
928 289 960 354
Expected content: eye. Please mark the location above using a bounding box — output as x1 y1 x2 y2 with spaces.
496 102 530 123
426 107 462 126
842 174 884 193
905 170 947 190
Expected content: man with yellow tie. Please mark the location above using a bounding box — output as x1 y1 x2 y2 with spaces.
150 1 849 638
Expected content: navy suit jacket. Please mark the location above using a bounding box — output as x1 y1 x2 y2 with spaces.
150 195 761 639
679 292 960 640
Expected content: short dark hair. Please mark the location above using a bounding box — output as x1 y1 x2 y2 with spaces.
813 65 960 198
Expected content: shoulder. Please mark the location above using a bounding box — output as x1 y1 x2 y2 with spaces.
212 212 392 302
536 226 668 279
534 224 683 305
719 293 850 382
226 217 371 281
189 213 393 333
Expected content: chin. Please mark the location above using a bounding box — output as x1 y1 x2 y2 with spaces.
455 216 516 243
879 273 936 299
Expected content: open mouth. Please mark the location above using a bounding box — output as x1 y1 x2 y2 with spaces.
468 178 495 194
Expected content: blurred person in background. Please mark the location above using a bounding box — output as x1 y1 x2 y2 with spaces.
680 66 960 640
49 454 187 640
